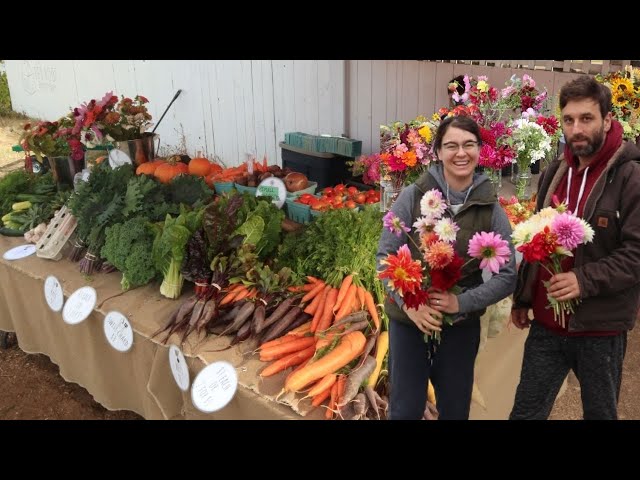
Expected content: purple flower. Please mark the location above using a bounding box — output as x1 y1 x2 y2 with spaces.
383 211 411 237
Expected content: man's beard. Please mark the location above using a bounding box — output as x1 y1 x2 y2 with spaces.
567 126 605 157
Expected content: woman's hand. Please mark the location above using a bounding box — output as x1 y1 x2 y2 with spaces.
402 303 443 334
427 289 459 314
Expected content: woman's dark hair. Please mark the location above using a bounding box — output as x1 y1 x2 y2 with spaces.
559 75 612 119
449 75 465 96
433 115 483 152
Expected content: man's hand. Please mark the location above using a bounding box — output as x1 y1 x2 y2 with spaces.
511 308 531 329
403 303 443 334
547 271 581 301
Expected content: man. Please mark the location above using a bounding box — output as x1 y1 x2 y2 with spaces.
510 75 640 420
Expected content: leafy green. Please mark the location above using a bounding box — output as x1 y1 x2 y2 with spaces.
236 215 264 247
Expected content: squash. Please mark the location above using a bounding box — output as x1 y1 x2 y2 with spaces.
188 157 212 177
154 157 188 184
136 159 165 176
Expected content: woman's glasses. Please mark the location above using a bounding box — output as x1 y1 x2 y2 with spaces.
442 141 479 153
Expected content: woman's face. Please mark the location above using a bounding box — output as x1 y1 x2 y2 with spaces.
437 126 480 187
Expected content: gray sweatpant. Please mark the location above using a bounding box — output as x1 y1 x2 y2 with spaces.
510 321 627 420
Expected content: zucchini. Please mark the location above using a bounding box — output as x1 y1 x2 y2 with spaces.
0 227 25 237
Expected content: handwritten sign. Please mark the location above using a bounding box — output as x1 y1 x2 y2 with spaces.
62 286 97 325
3 244 36 261
44 275 64 313
256 177 286 209
191 361 238 413
169 345 190 392
103 311 133 352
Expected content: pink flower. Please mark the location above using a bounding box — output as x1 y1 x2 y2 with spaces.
383 211 410 237
467 231 511 274
551 213 588 250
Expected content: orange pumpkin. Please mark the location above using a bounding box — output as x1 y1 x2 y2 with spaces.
136 159 165 176
188 157 212 177
154 158 188 184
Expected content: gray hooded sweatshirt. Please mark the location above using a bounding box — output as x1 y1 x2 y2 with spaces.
376 164 517 316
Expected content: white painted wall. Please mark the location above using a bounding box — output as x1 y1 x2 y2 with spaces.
4 60 346 167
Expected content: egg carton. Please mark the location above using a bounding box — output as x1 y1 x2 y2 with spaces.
36 205 78 261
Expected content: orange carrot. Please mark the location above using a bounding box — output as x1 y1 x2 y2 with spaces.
306 275 321 284
335 374 347 412
333 274 353 313
314 331 338 352
259 336 316 362
326 381 339 419
364 290 380 332
302 280 326 303
334 283 358 322
286 357 312 385
284 331 367 392
259 334 299 351
307 373 337 398
356 286 366 310
311 285 331 333
303 287 325 316
316 288 338 332
219 289 240 306
302 283 317 292
260 346 315 377
311 384 332 407
287 285 305 293
287 321 312 336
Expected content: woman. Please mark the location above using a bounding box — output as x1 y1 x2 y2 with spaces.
376 115 517 420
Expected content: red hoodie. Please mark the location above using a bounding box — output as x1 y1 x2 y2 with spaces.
532 120 623 335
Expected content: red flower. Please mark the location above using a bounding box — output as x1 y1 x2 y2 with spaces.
378 244 424 296
404 289 430 310
430 252 464 291
517 226 558 263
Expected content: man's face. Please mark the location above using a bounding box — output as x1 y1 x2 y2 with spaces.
561 98 612 158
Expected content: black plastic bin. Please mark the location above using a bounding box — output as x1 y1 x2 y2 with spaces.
280 142 353 190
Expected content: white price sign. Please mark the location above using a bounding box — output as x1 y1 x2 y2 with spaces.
62 286 97 325
103 311 133 352
191 361 238 413
169 345 190 392
44 275 64 312
256 177 286 209
3 244 36 260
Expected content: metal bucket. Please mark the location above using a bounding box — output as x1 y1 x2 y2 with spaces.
48 155 85 190
113 133 160 166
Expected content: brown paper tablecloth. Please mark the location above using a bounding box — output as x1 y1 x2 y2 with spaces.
0 236 326 420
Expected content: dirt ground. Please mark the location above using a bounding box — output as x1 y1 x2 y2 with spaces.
1 117 639 420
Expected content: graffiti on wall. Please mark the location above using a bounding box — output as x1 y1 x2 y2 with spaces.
21 61 57 95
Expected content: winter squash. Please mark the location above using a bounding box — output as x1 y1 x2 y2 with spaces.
154 157 188 184
188 157 212 177
136 159 165 176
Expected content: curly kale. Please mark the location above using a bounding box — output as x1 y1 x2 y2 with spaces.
101 216 157 291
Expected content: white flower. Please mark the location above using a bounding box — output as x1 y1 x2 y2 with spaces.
420 189 447 219
413 216 436 235
433 217 460 243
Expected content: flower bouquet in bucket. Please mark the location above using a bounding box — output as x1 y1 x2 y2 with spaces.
378 188 511 344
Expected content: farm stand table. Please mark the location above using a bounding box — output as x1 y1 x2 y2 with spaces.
0 236 323 420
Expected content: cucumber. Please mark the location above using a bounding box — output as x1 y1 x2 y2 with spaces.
0 227 25 237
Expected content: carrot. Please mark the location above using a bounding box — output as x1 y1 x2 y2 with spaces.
316 288 338 332
364 290 380 332
228 283 245 293
356 286 366 310
219 289 240 306
287 285 305 293
302 281 326 303
303 287 325 316
233 287 252 302
333 274 353 313
367 331 389 387
259 334 299 351
260 346 315 377
287 321 312 336
306 275 321 284
314 331 338 352
286 357 312 385
334 283 358 322
302 283 317 292
307 373 337 398
326 381 339 419
259 336 316 362
311 384 332 407
335 374 347 413
284 331 367 392
311 285 331 333
338 355 376 408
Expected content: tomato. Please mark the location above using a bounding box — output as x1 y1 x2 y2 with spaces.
323 187 334 196
298 193 314 205
334 184 346 194
344 200 357 209
366 189 377 197
354 192 367 204
365 197 378 204
347 186 358 196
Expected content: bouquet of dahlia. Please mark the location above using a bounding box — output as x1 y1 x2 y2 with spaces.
511 202 595 327
378 188 511 343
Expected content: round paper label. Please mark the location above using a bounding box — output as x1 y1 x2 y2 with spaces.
103 311 134 352
62 286 97 325
44 275 64 313
191 361 238 413
108 149 132 168
169 345 190 392
3 244 36 261
256 177 286 209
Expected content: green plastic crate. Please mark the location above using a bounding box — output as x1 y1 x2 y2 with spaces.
285 181 318 199
234 183 258 195
285 199 312 224
213 181 236 195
